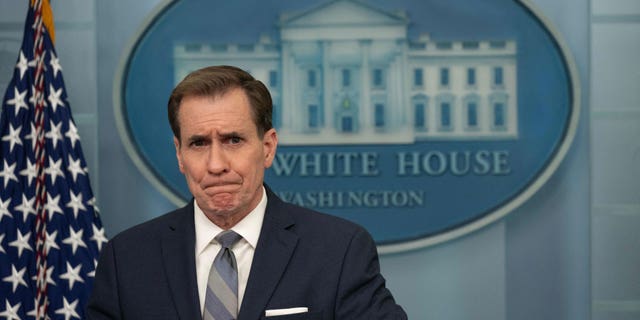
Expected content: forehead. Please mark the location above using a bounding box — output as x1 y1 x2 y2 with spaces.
178 89 257 132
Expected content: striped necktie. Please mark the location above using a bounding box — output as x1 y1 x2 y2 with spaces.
203 230 243 320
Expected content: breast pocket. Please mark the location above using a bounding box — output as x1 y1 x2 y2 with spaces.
262 311 323 320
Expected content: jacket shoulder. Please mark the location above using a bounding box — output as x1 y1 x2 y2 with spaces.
108 204 191 244
272 194 371 243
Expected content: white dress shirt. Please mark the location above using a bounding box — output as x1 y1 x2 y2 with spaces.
194 187 267 315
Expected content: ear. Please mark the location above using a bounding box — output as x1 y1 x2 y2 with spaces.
174 136 185 173
262 128 278 168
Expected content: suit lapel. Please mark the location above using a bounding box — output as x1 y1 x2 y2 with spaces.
238 189 299 320
161 202 202 320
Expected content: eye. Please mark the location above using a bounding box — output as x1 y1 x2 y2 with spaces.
220 132 244 145
189 139 207 147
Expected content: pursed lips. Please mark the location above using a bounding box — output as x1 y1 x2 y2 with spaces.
200 181 242 194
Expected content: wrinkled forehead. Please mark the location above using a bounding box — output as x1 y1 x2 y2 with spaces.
177 90 259 134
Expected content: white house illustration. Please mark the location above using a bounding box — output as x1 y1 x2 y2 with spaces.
173 0 518 145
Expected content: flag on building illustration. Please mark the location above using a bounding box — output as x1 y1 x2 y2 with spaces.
0 1 106 319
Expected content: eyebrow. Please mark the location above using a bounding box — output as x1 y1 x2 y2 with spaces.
186 134 208 143
218 131 243 139
184 131 245 145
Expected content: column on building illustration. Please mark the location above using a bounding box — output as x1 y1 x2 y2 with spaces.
390 39 409 136
281 41 295 133
360 40 372 134
322 41 333 135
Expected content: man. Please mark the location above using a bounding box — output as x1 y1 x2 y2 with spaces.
87 66 407 319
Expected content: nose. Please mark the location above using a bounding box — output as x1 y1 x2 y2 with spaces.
206 143 228 174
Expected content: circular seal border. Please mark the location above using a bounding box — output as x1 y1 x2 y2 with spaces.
113 0 581 254
114 0 184 207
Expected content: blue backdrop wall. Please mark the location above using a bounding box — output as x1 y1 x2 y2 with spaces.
0 0 603 319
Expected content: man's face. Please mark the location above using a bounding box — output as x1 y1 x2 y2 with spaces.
174 88 277 227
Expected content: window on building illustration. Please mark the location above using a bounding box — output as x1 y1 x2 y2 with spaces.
342 69 351 87
489 41 506 49
494 67 504 86
467 68 476 86
410 42 426 50
211 44 227 52
462 41 479 49
185 44 202 52
308 105 319 129
238 44 254 52
414 68 423 87
440 68 450 87
440 102 452 129
414 103 426 129
269 70 278 87
342 116 353 132
436 42 452 50
373 68 384 87
264 44 278 51
375 103 385 128
493 102 506 129
467 102 478 128
308 70 316 87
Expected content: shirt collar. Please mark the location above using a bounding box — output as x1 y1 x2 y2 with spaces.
194 187 267 255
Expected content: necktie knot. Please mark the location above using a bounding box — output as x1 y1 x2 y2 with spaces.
215 230 242 249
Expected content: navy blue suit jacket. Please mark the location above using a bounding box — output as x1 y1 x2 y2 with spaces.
87 187 407 319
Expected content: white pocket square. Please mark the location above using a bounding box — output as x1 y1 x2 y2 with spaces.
265 307 309 317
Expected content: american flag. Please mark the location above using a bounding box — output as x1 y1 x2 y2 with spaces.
0 1 106 319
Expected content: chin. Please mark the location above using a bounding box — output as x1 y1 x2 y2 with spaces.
208 199 236 211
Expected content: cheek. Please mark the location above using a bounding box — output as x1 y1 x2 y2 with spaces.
235 159 261 182
250 161 266 183
182 160 204 182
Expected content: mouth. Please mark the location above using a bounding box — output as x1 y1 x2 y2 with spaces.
201 182 241 195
